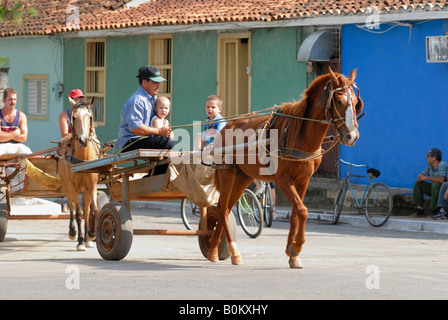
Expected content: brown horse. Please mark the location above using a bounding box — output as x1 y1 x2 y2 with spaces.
58 98 100 251
208 68 363 268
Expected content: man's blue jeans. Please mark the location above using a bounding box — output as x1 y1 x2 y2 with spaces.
436 181 448 209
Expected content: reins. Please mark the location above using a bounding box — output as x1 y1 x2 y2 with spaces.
115 80 363 164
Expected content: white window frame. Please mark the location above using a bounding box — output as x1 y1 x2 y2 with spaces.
22 74 49 120
149 34 173 102
85 38 106 126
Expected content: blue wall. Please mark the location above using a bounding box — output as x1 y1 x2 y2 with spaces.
341 19 448 188
0 37 64 151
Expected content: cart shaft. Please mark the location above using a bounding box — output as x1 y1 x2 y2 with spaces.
133 229 213 236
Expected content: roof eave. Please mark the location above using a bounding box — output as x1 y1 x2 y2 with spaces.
65 10 448 38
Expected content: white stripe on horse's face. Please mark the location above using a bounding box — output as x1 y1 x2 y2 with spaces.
345 97 356 131
74 107 92 147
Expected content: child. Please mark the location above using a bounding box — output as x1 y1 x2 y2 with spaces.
151 96 174 139
195 95 226 149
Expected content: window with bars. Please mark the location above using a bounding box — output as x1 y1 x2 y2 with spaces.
149 35 172 101
85 39 106 125
23 74 48 119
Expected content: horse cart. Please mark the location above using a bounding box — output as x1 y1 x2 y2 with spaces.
70 148 240 261
0 147 69 242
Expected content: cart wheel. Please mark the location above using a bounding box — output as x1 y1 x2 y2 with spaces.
198 206 237 261
96 202 133 260
0 190 7 242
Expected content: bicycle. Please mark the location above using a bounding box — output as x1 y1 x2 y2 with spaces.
181 190 264 238
254 181 274 227
333 158 393 227
236 189 264 238
180 198 201 231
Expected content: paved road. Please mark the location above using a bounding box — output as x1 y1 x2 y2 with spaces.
1 199 448 303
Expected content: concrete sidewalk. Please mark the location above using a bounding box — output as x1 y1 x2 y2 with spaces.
9 197 448 235
131 200 448 235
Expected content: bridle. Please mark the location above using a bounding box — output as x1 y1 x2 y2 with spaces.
322 80 361 131
259 79 363 162
70 101 95 143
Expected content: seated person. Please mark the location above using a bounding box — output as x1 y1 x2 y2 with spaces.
151 96 174 139
194 95 226 150
116 65 174 153
0 88 28 144
412 148 448 217
59 89 86 138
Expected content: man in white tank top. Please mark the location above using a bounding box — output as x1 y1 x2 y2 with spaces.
0 88 28 144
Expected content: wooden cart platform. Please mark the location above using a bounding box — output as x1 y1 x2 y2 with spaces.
0 148 70 242
71 149 235 261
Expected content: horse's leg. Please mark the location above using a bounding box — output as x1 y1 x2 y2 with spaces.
65 190 77 240
224 172 254 265
88 186 98 241
68 200 77 240
276 178 308 269
80 187 95 248
207 167 236 263
75 201 85 251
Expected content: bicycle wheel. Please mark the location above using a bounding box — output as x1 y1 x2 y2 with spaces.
333 185 347 224
262 186 274 227
237 189 263 238
180 199 201 230
364 182 392 227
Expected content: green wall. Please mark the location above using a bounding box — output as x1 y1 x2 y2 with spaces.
172 31 218 150
103 36 149 144
251 28 307 109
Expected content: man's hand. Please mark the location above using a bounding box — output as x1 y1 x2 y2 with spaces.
158 126 172 137
417 173 426 182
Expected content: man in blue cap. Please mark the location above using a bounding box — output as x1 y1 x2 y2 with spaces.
412 148 448 217
116 65 174 153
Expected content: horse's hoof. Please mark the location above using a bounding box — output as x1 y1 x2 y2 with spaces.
69 231 77 241
207 251 219 263
85 241 94 248
228 242 243 265
231 255 243 265
87 233 96 241
288 258 303 269
76 244 86 251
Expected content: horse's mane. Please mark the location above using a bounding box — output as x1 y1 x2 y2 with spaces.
273 73 352 148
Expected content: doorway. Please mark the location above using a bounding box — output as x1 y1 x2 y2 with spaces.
217 33 251 117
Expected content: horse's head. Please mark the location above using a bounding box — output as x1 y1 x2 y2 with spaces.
325 68 363 146
69 97 95 148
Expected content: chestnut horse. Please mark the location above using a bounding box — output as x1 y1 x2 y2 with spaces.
208 68 363 268
58 98 100 251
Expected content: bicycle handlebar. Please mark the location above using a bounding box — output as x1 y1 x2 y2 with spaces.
337 157 369 169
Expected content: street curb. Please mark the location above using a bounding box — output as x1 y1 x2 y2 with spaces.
131 200 448 235
309 212 448 234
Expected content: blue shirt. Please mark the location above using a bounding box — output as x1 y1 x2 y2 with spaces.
116 87 156 151
202 114 226 146
422 160 448 179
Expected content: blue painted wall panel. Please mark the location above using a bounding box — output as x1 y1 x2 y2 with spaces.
341 20 448 188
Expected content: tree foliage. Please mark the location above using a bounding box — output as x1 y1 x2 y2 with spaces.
0 1 38 24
